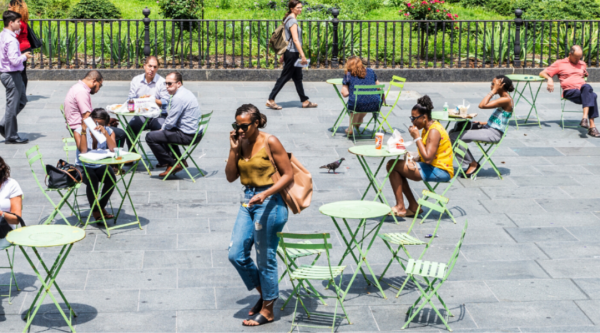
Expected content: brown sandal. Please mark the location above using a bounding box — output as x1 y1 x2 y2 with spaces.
302 101 318 108
266 101 282 110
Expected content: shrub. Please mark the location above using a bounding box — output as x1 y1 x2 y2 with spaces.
399 0 458 21
516 0 600 20
28 0 70 19
158 0 202 20
69 0 121 19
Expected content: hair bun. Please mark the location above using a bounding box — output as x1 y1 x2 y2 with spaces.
417 95 434 111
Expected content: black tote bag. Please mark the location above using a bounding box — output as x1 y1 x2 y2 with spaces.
26 23 42 50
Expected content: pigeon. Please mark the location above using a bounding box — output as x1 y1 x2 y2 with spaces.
320 158 345 174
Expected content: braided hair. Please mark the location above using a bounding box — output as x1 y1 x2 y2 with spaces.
0 156 10 186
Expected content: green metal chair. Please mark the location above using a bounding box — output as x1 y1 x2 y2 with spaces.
25 145 80 226
278 232 351 333
401 220 468 331
0 203 24 305
421 140 469 223
162 111 213 182
62 138 83 220
60 104 74 137
560 85 584 130
377 191 447 297
469 125 510 180
277 240 326 309
349 85 385 144
365 76 406 133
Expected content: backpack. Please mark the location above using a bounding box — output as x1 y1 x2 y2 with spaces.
264 135 313 214
269 18 292 55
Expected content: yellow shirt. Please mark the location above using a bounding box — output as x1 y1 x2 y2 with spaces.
238 147 276 187
419 121 454 178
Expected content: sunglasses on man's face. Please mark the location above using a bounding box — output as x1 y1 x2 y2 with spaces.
232 122 253 131
409 114 424 123
165 81 178 86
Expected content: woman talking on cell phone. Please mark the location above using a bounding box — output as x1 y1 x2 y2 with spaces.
225 104 293 327
266 0 317 110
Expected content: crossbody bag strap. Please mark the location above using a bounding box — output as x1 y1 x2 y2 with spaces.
2 211 26 227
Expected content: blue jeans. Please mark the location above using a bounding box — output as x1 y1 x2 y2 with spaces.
417 162 451 182
228 185 288 301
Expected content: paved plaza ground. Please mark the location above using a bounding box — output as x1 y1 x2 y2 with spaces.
1 79 600 332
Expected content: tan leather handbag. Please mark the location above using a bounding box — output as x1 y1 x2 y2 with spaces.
264 135 313 214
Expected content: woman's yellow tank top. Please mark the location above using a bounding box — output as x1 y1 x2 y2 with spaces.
238 147 276 187
419 121 454 178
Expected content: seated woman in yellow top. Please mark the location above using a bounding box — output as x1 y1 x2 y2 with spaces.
386 95 454 217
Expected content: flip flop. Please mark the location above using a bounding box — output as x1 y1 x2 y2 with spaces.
388 207 407 218
248 298 263 316
266 102 282 110
242 313 274 327
302 101 318 108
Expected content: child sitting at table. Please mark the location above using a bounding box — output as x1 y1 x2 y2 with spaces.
74 108 117 222
386 95 454 217
449 75 514 178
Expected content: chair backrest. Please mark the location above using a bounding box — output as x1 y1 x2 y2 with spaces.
277 232 335 278
63 138 77 163
411 190 449 259
192 111 213 143
385 76 406 107
60 104 74 137
25 145 48 192
453 139 469 175
443 220 468 280
353 84 385 112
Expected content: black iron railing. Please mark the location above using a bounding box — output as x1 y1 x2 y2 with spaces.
26 9 600 70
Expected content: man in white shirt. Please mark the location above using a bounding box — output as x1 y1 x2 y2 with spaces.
126 56 170 155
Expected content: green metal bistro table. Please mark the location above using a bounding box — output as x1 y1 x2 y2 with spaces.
349 145 406 224
79 152 143 237
320 201 391 301
327 78 348 137
506 74 545 129
7 225 85 333
110 110 155 175
432 111 474 148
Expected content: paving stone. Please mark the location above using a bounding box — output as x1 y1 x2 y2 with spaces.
504 227 578 243
536 241 600 259
467 301 594 328
573 279 600 299
538 258 600 278
565 225 600 242
139 288 216 311
448 260 550 281
370 303 477 331
511 147 564 156
461 243 548 261
85 269 177 290
575 300 600 325
484 279 588 302
74 311 177 332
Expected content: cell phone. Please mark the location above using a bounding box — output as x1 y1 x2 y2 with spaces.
233 131 239 140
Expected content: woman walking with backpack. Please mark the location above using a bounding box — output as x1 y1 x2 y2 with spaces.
266 0 317 110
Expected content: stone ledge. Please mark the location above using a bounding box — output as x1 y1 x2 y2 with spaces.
25 68 600 82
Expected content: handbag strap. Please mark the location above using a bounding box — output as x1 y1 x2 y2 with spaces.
45 164 81 187
2 211 26 227
263 135 279 174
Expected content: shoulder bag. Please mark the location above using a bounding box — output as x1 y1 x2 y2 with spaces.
45 159 83 189
26 23 42 50
264 135 313 214
0 212 26 239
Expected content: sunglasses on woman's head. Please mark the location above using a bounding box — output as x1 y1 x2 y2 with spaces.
409 114 424 122
232 122 252 131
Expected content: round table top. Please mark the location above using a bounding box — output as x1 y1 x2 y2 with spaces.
79 152 141 165
7 225 86 248
320 200 392 219
505 74 545 82
111 110 157 117
326 78 343 85
349 145 406 158
432 111 471 122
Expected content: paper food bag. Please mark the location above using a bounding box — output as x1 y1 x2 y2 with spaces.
387 129 407 153
456 99 471 116
133 97 160 113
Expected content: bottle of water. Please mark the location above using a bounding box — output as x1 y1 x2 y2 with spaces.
443 102 449 117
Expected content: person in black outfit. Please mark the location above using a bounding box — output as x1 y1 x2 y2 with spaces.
266 0 317 110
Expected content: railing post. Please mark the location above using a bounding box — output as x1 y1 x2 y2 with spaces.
143 7 151 58
513 8 523 68
331 8 340 68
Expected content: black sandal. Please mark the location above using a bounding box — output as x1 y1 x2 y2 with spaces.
248 298 262 316
242 313 274 326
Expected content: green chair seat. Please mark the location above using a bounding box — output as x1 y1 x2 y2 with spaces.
290 265 346 280
405 259 447 279
378 233 425 246
277 243 323 260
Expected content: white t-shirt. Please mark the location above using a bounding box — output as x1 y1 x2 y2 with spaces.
0 178 23 230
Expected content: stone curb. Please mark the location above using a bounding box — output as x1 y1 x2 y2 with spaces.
26 68 600 82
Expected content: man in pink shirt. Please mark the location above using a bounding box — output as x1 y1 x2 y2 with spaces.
540 45 600 138
0 10 32 144
63 70 126 145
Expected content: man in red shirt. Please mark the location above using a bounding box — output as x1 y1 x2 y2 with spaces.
540 45 600 137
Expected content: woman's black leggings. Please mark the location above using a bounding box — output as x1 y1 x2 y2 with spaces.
82 166 116 211
268 50 309 102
